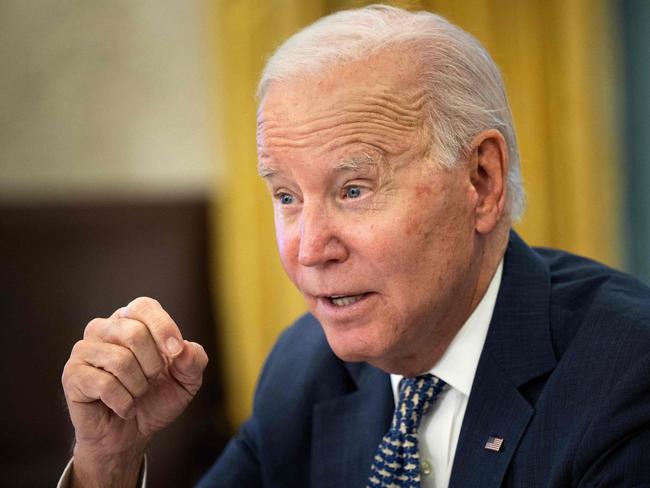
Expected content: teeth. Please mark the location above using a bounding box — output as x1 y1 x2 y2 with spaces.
330 294 365 306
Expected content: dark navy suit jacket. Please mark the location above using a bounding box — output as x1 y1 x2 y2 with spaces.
198 233 650 487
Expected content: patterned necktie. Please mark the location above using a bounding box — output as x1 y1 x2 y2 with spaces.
367 374 447 488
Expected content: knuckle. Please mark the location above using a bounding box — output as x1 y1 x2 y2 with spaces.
61 362 73 387
198 346 209 368
104 388 132 416
62 344 85 386
146 358 165 379
119 398 134 417
110 351 132 375
123 395 134 411
70 339 86 356
152 360 165 378
130 296 160 313
144 356 164 379
124 322 148 350
132 380 149 398
151 313 172 333
83 318 104 339
97 373 116 395
109 385 133 412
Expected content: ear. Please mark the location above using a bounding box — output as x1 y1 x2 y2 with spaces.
467 129 508 234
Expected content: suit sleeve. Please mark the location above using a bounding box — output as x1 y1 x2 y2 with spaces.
194 315 326 487
577 429 650 487
195 419 263 488
193 324 295 488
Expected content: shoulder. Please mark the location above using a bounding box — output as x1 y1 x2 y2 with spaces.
533 246 650 357
536 246 650 315
531 247 650 439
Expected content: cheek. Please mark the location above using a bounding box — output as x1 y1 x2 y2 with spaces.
395 201 471 281
274 216 299 270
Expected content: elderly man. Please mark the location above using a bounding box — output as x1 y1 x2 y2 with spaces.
60 5 650 488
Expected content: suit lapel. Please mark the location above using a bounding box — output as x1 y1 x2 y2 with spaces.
448 353 534 488
449 232 557 488
310 362 393 488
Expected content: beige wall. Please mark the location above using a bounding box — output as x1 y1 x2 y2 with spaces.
0 0 219 201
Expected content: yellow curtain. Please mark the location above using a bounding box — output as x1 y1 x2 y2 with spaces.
211 0 621 428
422 0 621 262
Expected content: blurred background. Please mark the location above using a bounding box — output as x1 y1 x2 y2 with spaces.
0 0 648 486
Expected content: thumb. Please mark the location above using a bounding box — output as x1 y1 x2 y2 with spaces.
169 340 208 394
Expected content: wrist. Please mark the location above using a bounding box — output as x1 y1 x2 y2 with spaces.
71 441 147 488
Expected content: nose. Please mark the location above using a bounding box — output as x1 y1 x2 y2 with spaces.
298 204 348 267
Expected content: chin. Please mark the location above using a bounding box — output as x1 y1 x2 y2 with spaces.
320 321 390 365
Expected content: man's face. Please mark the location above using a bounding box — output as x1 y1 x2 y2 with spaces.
257 54 484 374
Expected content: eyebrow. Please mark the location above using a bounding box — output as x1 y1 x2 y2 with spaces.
257 152 383 179
333 152 380 173
258 163 277 178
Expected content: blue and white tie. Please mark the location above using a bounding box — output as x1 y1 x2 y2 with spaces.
367 374 447 487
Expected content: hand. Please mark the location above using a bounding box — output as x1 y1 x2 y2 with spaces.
61 297 209 487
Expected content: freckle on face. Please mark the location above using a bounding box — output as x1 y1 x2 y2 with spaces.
414 183 433 198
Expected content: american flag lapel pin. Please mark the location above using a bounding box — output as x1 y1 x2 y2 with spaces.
484 435 504 452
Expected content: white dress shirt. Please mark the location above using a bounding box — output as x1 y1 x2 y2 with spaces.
390 261 503 488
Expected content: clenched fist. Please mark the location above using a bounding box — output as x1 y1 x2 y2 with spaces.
61 297 208 487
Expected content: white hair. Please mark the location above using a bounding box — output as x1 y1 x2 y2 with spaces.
258 4 525 220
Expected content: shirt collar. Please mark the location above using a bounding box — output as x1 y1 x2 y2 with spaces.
391 260 503 399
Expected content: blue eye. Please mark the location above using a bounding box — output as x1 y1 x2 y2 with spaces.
345 186 362 199
278 193 294 205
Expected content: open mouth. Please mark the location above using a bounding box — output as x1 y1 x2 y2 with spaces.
328 293 367 307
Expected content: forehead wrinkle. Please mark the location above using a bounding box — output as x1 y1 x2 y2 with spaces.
256 87 430 178
260 100 428 154
350 91 428 119
267 135 402 159
260 110 418 145
262 121 417 154
257 88 428 141
262 97 425 133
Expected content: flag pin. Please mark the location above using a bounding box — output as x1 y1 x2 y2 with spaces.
484 435 504 452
